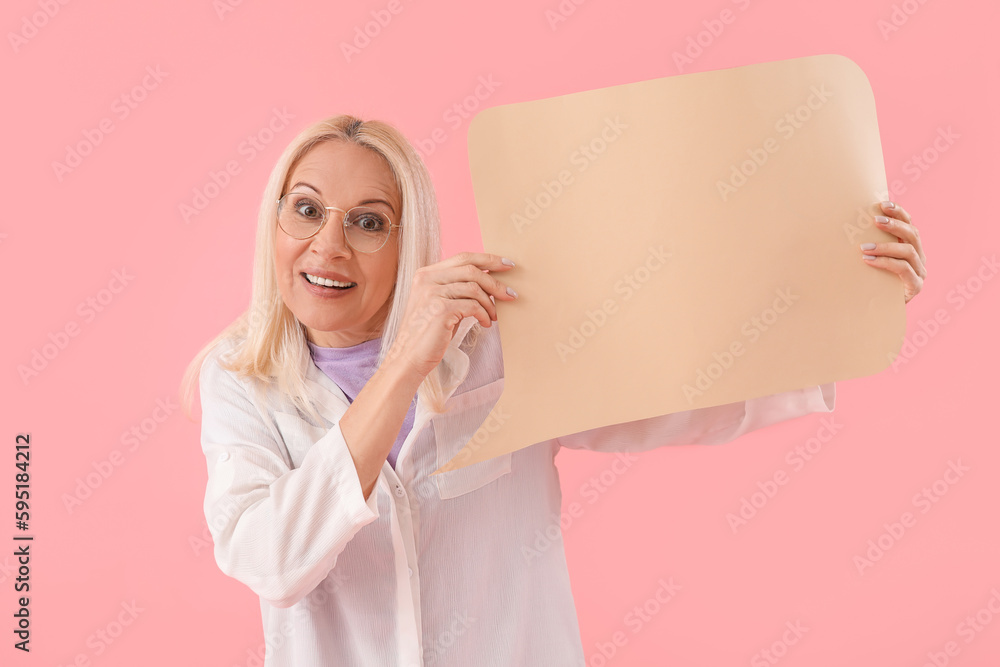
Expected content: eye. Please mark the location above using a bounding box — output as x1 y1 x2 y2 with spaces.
295 199 324 220
351 210 388 232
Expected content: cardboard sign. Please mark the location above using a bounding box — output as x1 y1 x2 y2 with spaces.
434 53 903 474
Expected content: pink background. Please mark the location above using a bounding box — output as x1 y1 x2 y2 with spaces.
4 0 998 665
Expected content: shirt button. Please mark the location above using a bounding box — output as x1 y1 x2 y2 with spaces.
394 485 405 497
408 567 413 577
219 452 231 462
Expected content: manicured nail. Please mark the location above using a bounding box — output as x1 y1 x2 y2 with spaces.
863 255 876 261
875 216 890 225
502 257 515 267
882 201 895 209
860 243 876 250
506 286 518 298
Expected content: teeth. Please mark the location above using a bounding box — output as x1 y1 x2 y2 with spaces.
305 273 356 288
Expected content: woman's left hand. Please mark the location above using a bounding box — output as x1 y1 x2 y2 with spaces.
860 200 927 304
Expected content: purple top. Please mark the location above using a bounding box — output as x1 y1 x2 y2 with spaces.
307 337 415 470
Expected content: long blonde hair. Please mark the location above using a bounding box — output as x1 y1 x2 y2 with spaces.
179 114 482 424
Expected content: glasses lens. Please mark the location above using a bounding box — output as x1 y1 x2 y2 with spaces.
345 207 392 252
278 193 326 238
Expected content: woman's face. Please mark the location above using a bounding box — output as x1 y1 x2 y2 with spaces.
275 139 402 348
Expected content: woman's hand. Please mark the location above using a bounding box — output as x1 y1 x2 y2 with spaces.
387 252 517 380
860 200 927 303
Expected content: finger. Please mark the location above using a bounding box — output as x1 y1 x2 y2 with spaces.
450 263 519 301
429 279 503 327
860 240 924 276
455 297 499 329
442 251 516 273
879 200 912 224
445 281 503 323
860 246 924 302
873 212 926 272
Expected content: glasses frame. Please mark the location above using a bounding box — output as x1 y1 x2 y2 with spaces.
275 192 402 254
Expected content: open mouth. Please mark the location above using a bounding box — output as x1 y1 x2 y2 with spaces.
303 272 357 290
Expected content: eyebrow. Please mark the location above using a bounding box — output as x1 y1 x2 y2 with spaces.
290 181 397 216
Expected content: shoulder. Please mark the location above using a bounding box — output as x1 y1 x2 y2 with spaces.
198 336 269 409
199 337 315 421
199 337 243 390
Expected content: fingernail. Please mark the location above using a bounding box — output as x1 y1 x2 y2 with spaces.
863 255 876 261
882 201 895 209
507 286 518 298
860 243 876 250
502 257 515 267
875 216 890 225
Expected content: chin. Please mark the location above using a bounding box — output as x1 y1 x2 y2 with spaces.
300 312 347 332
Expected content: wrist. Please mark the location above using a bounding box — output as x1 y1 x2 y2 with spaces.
380 346 427 390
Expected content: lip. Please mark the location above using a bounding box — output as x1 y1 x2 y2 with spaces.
302 268 355 283
300 272 357 298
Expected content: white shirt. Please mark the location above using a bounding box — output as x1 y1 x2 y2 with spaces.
198 317 835 666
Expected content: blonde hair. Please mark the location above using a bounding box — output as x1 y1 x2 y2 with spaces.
179 114 482 424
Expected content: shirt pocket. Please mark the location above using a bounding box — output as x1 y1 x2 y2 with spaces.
432 378 511 500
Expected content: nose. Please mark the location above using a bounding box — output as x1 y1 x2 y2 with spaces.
309 209 353 258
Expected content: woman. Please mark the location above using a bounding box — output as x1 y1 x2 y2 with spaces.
180 114 926 666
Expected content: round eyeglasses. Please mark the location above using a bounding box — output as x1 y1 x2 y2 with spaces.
276 192 401 253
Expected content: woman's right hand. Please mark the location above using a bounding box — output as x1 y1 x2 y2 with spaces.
388 252 517 380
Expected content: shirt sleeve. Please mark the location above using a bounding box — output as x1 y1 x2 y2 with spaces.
199 348 380 609
556 382 836 453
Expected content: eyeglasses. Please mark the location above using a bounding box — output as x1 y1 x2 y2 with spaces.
276 192 401 253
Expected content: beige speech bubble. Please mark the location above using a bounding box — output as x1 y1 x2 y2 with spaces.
432 53 904 475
